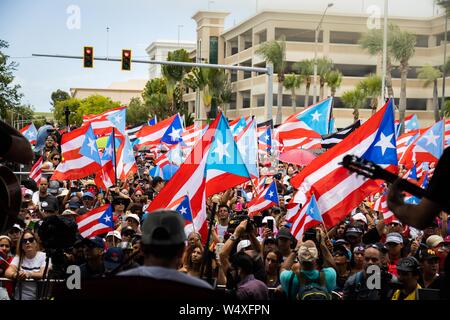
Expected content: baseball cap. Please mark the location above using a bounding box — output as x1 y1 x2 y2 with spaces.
104 248 124 271
385 232 404 245
390 219 403 226
61 209 77 217
298 243 319 262
48 180 60 195
141 209 186 246
24 189 33 197
263 237 276 244
418 248 440 262
68 197 82 210
125 213 140 225
396 256 420 273
82 191 94 199
276 228 293 240
106 230 122 240
121 226 136 236
333 244 350 260
426 235 444 248
236 240 251 252
345 227 363 237
9 224 23 233
353 244 365 253
352 212 367 224
82 236 104 249
335 239 349 246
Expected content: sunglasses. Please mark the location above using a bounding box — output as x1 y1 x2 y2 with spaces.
21 237 35 244
52 158 60 161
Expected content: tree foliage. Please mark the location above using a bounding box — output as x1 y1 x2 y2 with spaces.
0 39 23 120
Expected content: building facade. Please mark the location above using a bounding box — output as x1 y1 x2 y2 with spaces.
185 10 449 128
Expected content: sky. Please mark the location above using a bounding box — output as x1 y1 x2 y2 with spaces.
0 0 441 112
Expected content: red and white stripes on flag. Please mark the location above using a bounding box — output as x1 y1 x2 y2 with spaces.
373 193 395 224
396 130 419 162
445 120 450 148
30 157 43 184
134 114 178 149
182 124 207 149
83 106 126 137
76 204 113 239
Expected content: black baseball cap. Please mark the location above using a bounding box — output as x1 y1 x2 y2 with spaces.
141 209 186 246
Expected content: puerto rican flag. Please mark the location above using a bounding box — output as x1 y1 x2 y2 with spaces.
247 181 279 216
290 193 325 240
168 195 194 235
395 114 420 136
289 98 397 230
396 129 420 162
258 126 273 155
275 98 332 151
134 114 181 149
30 157 43 184
20 123 38 145
51 124 102 180
236 117 259 178
116 135 137 181
147 112 251 242
373 192 395 225
77 204 114 238
182 124 208 150
83 106 127 137
229 116 250 136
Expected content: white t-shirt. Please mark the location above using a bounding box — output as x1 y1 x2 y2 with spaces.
11 251 49 300
216 224 228 243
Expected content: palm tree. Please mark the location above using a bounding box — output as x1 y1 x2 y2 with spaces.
391 27 416 134
359 25 396 98
283 74 303 113
325 70 343 98
316 57 333 100
418 64 442 122
293 59 314 108
341 88 367 121
358 74 382 115
256 37 287 124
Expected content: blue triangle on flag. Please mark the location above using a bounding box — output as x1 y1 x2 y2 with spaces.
107 109 126 134
79 125 102 164
175 195 193 223
263 181 279 204
99 205 114 228
415 120 444 160
161 114 183 144
296 98 332 135
306 194 323 222
362 99 398 166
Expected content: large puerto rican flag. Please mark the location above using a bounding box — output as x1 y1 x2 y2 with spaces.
51 124 102 180
134 114 182 149
147 112 251 242
77 204 114 238
275 98 332 151
83 106 127 137
288 98 398 232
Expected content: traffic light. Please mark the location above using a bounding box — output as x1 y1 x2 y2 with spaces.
83 46 94 68
122 49 131 71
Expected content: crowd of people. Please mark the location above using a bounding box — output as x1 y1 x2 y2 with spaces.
1 124 450 301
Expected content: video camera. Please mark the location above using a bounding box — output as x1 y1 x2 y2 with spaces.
227 214 263 234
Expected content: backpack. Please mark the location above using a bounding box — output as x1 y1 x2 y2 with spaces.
297 271 331 300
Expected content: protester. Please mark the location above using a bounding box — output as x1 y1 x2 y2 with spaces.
179 244 203 278
391 257 421 300
79 237 106 279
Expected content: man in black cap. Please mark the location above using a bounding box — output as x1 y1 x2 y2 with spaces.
276 227 294 260
391 257 421 300
418 248 443 289
118 209 212 289
79 237 106 279
146 176 164 201
344 225 363 249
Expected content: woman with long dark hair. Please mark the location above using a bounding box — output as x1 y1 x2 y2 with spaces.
5 229 48 300
179 244 204 278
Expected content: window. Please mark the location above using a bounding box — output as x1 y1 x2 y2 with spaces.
241 90 251 108
334 64 377 77
415 35 428 48
229 92 237 110
275 28 323 43
255 94 265 107
406 98 427 110
330 31 361 44
255 30 267 45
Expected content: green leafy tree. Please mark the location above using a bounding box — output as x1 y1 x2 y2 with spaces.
126 97 151 126
391 27 416 133
341 88 367 121
0 39 23 120
418 64 442 122
142 77 170 120
316 57 333 100
255 36 286 124
283 74 303 113
358 74 382 115
325 70 343 98
293 59 314 108
50 89 70 109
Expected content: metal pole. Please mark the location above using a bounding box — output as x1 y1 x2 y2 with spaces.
441 14 448 118
267 63 273 122
381 0 388 102
112 128 117 185
106 26 110 60
313 29 319 105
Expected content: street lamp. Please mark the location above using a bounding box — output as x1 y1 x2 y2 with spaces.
313 3 333 105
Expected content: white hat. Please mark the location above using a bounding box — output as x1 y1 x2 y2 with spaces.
106 230 122 240
352 212 367 224
236 240 251 253
262 216 276 224
24 189 33 196
426 235 444 248
125 213 140 224
10 224 23 232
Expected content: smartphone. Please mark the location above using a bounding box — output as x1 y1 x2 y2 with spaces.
253 215 263 228
236 189 242 197
267 219 274 231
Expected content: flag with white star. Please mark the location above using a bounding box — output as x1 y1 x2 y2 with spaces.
20 122 38 145
248 181 279 216
161 114 183 145
77 204 114 239
296 97 333 135
414 120 444 161
169 195 193 224
231 116 247 136
107 108 127 135
305 194 323 223
80 125 102 164
205 114 252 195
258 126 272 154
362 99 398 166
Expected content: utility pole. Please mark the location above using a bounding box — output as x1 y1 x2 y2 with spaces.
381 0 388 102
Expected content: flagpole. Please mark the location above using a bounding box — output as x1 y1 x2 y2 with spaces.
112 128 118 186
186 192 196 234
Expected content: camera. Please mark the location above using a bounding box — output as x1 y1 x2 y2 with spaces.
227 214 256 234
